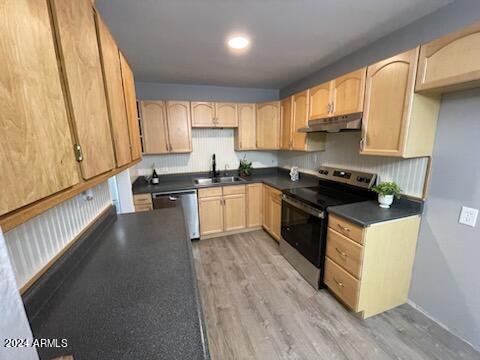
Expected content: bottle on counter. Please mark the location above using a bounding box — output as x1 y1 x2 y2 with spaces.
151 168 159 184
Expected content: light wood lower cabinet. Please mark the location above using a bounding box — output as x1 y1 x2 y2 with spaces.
133 193 153 212
223 194 246 231
262 185 282 241
324 214 421 319
247 184 263 228
198 196 224 236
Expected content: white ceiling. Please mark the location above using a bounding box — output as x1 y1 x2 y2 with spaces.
96 0 453 89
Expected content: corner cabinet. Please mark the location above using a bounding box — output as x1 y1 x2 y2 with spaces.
256 102 281 149
416 21 480 93
0 0 80 216
234 103 257 150
361 48 440 158
50 0 115 179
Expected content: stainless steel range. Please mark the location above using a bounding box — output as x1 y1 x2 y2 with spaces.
280 166 376 289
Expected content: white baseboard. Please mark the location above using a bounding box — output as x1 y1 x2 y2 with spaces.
407 299 479 352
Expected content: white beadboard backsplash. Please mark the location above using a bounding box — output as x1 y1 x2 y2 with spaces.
135 128 278 176
4 182 111 289
278 132 428 197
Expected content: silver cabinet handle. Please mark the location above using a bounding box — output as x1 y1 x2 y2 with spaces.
337 224 350 232
330 102 334 114
333 277 344 287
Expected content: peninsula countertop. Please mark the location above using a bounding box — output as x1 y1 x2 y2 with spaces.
28 208 209 360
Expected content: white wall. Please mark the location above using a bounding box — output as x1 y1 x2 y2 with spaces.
409 89 480 350
0 229 38 360
277 132 429 198
134 129 278 176
4 182 111 289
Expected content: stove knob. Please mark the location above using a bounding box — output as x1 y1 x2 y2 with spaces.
364 178 371 183
357 176 365 182
324 170 329 175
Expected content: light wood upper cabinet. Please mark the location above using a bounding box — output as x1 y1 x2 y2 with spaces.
119 52 142 160
50 0 115 179
95 13 132 167
141 101 192 154
247 184 262 228
256 102 281 149
331 68 366 116
309 81 332 120
292 90 309 150
166 101 192 153
234 103 256 150
416 22 480 93
191 102 215 127
280 97 293 150
361 48 440 158
141 101 169 154
215 102 238 127
0 0 79 216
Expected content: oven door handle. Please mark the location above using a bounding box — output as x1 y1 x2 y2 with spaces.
282 195 325 219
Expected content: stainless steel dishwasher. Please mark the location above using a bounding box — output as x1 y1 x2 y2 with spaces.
152 190 199 240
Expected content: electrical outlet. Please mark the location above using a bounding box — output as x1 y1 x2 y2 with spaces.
459 206 478 227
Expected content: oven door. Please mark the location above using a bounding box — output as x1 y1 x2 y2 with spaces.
281 195 327 268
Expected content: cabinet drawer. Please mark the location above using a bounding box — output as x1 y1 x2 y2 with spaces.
135 204 152 212
329 214 364 244
133 193 152 205
326 229 363 279
198 187 223 198
222 185 246 196
324 257 360 310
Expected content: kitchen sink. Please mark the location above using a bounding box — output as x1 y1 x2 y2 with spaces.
194 176 245 185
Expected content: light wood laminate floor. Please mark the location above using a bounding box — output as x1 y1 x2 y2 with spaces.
193 230 480 360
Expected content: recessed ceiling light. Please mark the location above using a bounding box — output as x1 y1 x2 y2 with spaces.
227 36 250 50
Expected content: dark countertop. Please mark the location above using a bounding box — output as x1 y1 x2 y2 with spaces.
328 197 424 227
30 208 209 360
132 167 320 194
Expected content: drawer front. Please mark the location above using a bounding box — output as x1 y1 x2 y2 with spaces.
135 204 153 212
324 257 360 310
198 187 223 198
222 185 246 196
326 229 363 279
133 193 152 205
329 214 364 244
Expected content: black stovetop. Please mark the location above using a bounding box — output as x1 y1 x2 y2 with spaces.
283 180 375 210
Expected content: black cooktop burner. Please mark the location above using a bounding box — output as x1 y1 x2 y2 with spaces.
284 182 373 210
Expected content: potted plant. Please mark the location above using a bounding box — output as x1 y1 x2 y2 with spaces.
238 157 253 177
372 182 402 208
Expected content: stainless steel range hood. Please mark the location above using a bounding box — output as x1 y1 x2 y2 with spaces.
299 112 362 133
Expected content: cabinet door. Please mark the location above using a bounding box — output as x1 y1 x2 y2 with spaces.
199 196 224 236
280 97 293 150
262 186 271 231
416 22 480 93
332 68 366 116
256 102 280 149
292 90 309 150
309 81 332 120
191 102 215 127
247 184 263 228
119 52 142 160
166 101 192 153
235 103 256 150
270 192 282 242
224 194 246 232
361 48 418 156
215 102 238 127
50 0 115 179
96 14 132 167
141 101 168 154
0 0 79 216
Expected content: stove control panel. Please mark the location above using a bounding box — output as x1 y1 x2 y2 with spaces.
317 166 376 189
